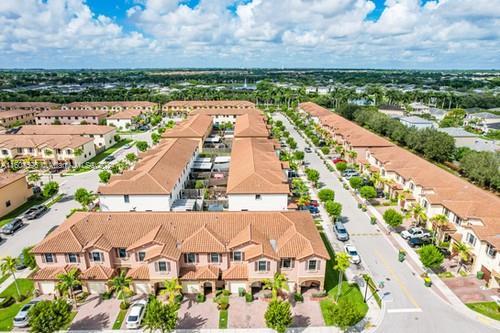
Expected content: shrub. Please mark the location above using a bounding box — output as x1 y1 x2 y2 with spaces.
98 170 111 183
318 188 335 202
120 301 130 310
174 293 184 304
265 300 293 333
136 141 149 152
29 299 72 333
293 293 304 302
321 146 330 155
359 186 377 200
14 294 28 303
349 176 363 189
42 181 59 198
418 245 445 270
245 292 253 302
327 297 364 330
196 293 206 303
102 290 113 300
383 208 404 228
76 292 89 302
336 162 347 172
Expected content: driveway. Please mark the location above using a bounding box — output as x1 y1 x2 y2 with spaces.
228 296 266 328
70 296 121 331
291 300 324 327
444 276 498 303
177 297 218 329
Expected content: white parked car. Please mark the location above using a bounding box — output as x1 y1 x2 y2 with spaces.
13 299 40 327
344 244 361 265
125 299 147 329
401 227 430 240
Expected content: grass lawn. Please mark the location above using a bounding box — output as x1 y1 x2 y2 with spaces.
219 309 228 329
61 311 78 330
0 279 34 331
318 231 368 326
0 196 47 227
466 302 500 321
112 309 128 330
69 139 133 173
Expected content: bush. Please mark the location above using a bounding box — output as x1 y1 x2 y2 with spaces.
42 181 59 198
136 141 149 152
14 294 28 303
245 292 253 302
327 297 364 330
293 293 304 302
102 290 113 300
318 188 335 202
120 301 130 310
238 288 246 297
321 146 330 155
196 293 206 303
349 176 363 189
383 208 403 228
76 292 89 302
336 162 347 172
418 245 445 270
359 186 377 200
0 296 14 308
98 170 111 183
265 300 293 333
174 293 184 303
29 299 72 333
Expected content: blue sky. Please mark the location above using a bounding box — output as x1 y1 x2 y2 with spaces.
1 0 499 69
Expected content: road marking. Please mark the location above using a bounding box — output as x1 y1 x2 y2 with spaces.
374 249 421 309
387 308 422 313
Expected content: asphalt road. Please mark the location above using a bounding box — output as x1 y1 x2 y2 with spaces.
273 113 497 333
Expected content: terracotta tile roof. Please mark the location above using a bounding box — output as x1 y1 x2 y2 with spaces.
80 265 115 280
162 114 212 139
193 108 263 117
0 134 93 150
164 100 255 109
32 211 329 261
107 109 146 120
0 102 59 109
222 264 248 280
18 125 115 136
98 138 199 195
0 109 37 119
179 265 220 280
299 102 332 118
38 109 108 117
227 138 290 194
126 265 150 280
65 101 157 108
234 113 269 138
0 172 26 189
31 265 77 280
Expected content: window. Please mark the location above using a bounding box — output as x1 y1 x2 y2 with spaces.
256 260 270 272
280 258 293 269
231 251 243 262
67 253 78 263
466 233 476 246
157 261 170 272
184 253 197 263
28 148 33 153
5 200 11 207
124 195 130 203
17 148 22 153
44 253 55 263
66 149 71 154
209 253 221 263
90 252 103 262
117 248 127 258
255 194 262 200
1 150 8 155
137 252 146 262
307 260 319 271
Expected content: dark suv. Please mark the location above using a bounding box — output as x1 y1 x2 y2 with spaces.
1 218 23 235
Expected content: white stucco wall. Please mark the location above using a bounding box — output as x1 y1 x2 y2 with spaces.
227 194 288 211
107 119 132 130
99 194 172 212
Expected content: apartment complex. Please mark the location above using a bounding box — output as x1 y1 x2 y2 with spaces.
162 114 213 150
299 102 500 285
18 125 116 151
62 101 157 112
106 109 149 130
0 109 38 127
0 134 96 166
0 173 32 218
163 100 255 118
0 102 59 111
31 211 329 295
36 109 108 125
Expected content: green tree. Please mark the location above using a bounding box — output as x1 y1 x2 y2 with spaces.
74 188 96 209
335 162 348 172
383 208 403 229
98 170 111 183
136 141 149 152
460 151 500 191
109 270 132 305
321 146 330 155
305 168 320 186
28 299 72 333
328 298 364 331
42 181 59 198
194 180 205 189
264 299 293 333
359 186 377 200
334 252 350 301
143 297 179 333
27 173 41 184
422 131 455 162
318 188 335 202
151 132 161 145
160 278 182 305
73 148 83 157
349 176 363 189
56 268 82 307
263 273 289 300
22 247 37 270
110 164 121 174
418 245 444 270
409 203 428 223
1 256 21 298
125 153 138 163
293 150 305 161
324 200 342 219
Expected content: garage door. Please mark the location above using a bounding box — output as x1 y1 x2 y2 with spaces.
134 282 150 294
228 282 247 294
182 282 200 294
39 281 55 294
87 282 107 294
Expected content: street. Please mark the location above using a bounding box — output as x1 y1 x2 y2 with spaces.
273 113 497 333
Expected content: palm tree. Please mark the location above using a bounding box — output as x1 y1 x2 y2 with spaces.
109 270 132 304
160 278 182 304
297 195 310 208
27 173 41 185
263 273 289 300
334 252 351 301
430 214 449 243
73 148 83 157
1 257 21 298
409 204 427 225
453 241 472 273
347 150 358 161
57 268 82 307
370 172 382 189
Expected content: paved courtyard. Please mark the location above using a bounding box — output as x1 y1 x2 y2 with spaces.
70 296 120 331
177 297 218 329
228 297 267 328
443 276 499 303
291 300 324 327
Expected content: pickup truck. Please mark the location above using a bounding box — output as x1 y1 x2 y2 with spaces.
401 227 431 240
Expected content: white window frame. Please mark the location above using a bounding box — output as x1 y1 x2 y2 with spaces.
307 260 318 271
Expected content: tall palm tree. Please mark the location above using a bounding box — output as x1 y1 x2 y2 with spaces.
57 268 82 307
453 241 472 273
1 257 21 298
263 273 289 300
109 270 132 304
409 204 428 225
160 278 182 304
430 214 449 243
370 172 382 189
334 253 351 301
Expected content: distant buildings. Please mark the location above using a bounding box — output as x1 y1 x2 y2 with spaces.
0 102 59 111
378 104 405 118
464 112 500 133
437 127 499 152
106 109 149 130
0 109 38 127
36 109 108 125
62 101 157 112
399 116 436 129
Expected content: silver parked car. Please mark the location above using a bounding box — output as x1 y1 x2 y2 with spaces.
13 299 40 327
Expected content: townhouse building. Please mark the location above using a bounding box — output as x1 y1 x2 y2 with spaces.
233 113 270 138
98 138 199 212
36 109 108 125
0 173 32 218
163 100 256 118
0 134 96 166
0 109 38 127
300 102 500 286
18 125 116 151
0 102 59 111
464 112 500 133
162 114 213 150
193 108 264 126
62 101 157 113
31 211 329 296
106 109 149 130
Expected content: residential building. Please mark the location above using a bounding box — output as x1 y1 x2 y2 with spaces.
0 109 38 127
0 173 32 218
408 102 430 114
227 138 289 211
378 104 405 118
162 114 213 150
98 138 199 212
399 116 436 129
62 101 157 112
106 109 148 130
18 125 116 151
464 112 500 133
163 100 255 118
193 108 264 126
0 102 59 111
428 108 448 121
437 127 499 152
233 113 269 138
36 109 108 125
0 134 96 166
31 211 329 295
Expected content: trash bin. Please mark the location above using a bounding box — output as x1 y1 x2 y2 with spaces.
476 271 484 280
398 251 406 262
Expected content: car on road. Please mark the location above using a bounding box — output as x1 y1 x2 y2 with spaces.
1 218 24 235
401 227 431 240
24 205 48 220
307 205 320 214
104 155 116 162
333 222 350 241
13 299 40 327
16 253 26 270
408 236 432 248
308 200 319 207
304 147 312 153
125 299 147 329
342 169 359 178
345 244 361 265
123 143 132 149
137 125 150 131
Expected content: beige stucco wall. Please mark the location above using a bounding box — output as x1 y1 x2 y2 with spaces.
0 176 32 217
